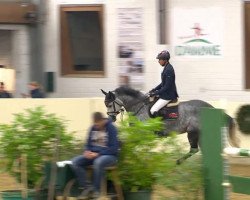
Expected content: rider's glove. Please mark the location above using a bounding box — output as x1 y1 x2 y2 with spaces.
149 91 156 97
149 89 155 93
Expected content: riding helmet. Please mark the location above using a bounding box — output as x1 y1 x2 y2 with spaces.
156 50 170 61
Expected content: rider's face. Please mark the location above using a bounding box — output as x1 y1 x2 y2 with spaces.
158 59 166 66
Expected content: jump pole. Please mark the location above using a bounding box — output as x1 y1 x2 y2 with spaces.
224 147 250 157
201 108 250 200
201 108 227 200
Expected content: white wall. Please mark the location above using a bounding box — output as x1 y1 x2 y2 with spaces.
42 0 162 97
0 98 249 148
167 0 248 101
42 0 250 102
0 98 107 141
0 25 31 96
43 0 119 97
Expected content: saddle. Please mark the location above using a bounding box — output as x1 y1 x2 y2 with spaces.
148 97 179 120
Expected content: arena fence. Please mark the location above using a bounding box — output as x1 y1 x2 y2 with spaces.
201 108 250 200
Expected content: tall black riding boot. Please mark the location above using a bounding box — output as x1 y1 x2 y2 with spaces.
152 111 159 118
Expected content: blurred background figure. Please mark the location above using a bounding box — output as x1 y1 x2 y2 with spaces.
0 82 12 98
22 81 45 98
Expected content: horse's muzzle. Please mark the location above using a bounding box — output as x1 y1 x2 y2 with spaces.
109 115 117 122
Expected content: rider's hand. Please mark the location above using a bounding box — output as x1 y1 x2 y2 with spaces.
149 91 156 97
149 89 155 94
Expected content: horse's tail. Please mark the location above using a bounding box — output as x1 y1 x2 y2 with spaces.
227 115 240 147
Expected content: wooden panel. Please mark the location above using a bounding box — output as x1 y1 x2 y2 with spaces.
244 2 250 89
0 2 37 24
60 5 103 12
229 176 250 195
60 8 72 75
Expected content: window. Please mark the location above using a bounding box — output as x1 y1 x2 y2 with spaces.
60 5 104 76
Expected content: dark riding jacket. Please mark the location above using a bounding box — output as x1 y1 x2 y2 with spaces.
154 63 179 100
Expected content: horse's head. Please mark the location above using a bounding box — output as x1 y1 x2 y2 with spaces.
101 89 124 122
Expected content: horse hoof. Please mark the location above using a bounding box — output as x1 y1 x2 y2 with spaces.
176 159 182 165
190 148 199 153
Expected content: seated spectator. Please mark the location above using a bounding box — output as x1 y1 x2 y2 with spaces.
71 112 119 199
0 82 12 98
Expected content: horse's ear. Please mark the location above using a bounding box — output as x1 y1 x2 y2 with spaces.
101 89 108 95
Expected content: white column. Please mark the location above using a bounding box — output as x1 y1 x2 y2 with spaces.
11 26 31 97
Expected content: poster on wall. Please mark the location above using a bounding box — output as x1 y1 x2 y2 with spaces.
117 8 144 90
172 8 223 57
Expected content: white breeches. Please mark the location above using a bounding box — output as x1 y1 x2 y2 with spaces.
150 98 171 115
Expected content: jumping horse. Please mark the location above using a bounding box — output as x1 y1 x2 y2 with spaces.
101 86 239 164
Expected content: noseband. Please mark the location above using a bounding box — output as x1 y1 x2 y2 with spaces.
105 98 125 116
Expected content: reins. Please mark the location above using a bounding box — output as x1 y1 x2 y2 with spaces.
132 95 151 116
107 93 150 121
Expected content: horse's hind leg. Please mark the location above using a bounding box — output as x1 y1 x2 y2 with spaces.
187 130 199 151
176 131 199 165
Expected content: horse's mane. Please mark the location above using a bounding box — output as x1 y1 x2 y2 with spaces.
114 86 143 99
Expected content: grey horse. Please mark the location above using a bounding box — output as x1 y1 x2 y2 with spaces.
101 86 239 164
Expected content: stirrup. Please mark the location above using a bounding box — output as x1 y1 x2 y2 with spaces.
152 111 159 118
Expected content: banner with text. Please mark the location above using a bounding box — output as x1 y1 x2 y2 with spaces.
117 8 144 90
172 8 223 57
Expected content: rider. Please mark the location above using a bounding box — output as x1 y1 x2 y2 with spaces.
149 50 179 117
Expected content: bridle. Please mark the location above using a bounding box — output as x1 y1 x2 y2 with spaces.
105 98 125 119
105 93 150 121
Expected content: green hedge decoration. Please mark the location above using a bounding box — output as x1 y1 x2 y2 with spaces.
236 104 250 135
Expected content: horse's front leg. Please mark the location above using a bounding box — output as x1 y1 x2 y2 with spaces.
176 148 199 164
176 131 199 165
